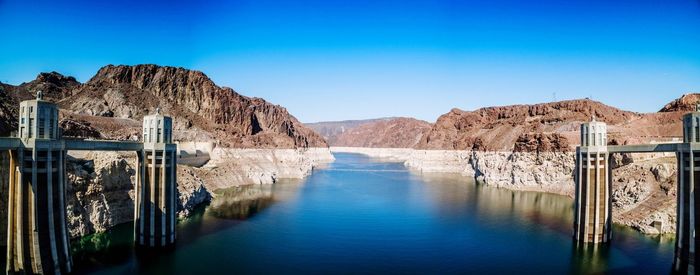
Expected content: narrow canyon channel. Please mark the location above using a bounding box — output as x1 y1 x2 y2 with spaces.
71 153 673 274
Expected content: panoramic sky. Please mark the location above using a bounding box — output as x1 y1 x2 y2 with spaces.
1 0 699 122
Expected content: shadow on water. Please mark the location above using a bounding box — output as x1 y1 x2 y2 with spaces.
70 183 289 274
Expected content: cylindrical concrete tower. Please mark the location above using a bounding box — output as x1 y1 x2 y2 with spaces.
6 91 72 274
134 108 177 248
574 118 612 243
674 107 700 274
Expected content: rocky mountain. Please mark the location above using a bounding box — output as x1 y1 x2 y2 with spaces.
0 64 327 148
416 98 686 151
660 93 700 113
329 118 432 148
0 72 81 136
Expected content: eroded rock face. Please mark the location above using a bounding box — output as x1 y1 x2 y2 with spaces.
177 166 212 218
612 158 677 234
190 148 335 190
60 119 103 139
66 152 136 237
65 152 212 238
468 151 576 196
513 133 570 153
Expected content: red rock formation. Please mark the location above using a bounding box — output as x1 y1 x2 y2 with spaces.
1 65 327 148
513 133 570 153
659 93 700 112
0 72 80 136
417 98 687 152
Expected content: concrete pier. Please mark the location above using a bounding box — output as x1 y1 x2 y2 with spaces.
573 118 612 243
673 111 700 274
134 110 177 247
6 92 72 274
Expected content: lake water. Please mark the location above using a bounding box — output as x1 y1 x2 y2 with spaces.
72 153 674 274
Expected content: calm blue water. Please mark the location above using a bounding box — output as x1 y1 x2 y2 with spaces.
73 153 674 274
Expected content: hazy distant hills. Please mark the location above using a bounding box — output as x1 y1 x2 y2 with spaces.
0 64 327 148
307 117 432 148
306 118 397 143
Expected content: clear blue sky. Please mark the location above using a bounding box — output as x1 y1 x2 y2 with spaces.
1 0 699 122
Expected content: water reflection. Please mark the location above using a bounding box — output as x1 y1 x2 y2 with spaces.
177 182 304 243
570 242 614 274
418 172 573 234
207 185 275 220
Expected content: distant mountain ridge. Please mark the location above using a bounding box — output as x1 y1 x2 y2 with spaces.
308 117 432 148
306 117 397 144
0 64 327 148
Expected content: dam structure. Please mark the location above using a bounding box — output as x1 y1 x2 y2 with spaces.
573 118 612 243
0 92 177 274
135 109 177 247
573 107 699 273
